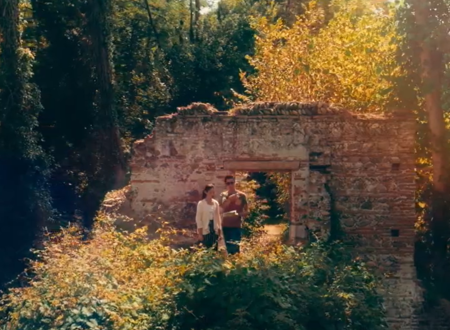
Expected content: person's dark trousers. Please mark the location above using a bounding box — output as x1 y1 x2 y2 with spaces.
202 220 218 250
222 227 242 255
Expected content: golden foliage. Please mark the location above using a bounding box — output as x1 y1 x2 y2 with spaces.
235 172 262 212
241 0 403 112
235 172 269 237
0 213 386 330
2 218 184 329
267 172 291 214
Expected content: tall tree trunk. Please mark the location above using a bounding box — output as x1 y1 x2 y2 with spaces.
409 0 448 253
89 0 126 185
143 0 162 49
189 0 194 42
83 0 126 226
194 0 201 25
0 2 21 94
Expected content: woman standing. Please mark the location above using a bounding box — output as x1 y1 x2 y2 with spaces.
196 184 222 249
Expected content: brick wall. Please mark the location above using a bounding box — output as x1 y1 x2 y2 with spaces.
130 102 421 329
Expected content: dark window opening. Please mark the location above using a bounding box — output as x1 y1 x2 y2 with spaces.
391 229 400 237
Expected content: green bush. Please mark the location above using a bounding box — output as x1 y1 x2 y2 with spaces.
0 215 386 330
174 241 386 330
242 199 267 239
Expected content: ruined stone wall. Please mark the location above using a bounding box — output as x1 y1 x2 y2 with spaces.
130 102 421 329
130 102 415 251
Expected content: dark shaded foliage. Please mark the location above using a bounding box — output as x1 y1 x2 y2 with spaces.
0 0 53 287
1 0 259 287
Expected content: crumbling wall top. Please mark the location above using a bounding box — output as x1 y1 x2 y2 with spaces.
156 102 414 121
229 102 343 116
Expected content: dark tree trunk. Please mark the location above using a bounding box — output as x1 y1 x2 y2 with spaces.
409 0 449 255
89 0 126 185
0 1 21 89
143 0 162 48
194 0 201 25
83 0 127 226
189 0 194 42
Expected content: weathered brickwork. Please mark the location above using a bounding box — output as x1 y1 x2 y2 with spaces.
130 102 421 329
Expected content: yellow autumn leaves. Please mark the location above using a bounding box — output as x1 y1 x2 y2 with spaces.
241 0 403 113
2 220 182 330
0 211 387 330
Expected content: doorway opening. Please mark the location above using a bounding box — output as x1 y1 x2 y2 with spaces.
222 159 307 243
234 171 292 242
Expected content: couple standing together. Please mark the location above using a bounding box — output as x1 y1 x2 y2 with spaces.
195 175 248 255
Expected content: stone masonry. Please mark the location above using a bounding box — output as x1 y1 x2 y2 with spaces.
130 102 422 329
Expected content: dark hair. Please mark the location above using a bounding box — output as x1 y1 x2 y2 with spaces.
224 175 235 183
202 184 214 199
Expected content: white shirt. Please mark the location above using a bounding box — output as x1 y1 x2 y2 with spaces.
196 199 222 235
208 204 215 220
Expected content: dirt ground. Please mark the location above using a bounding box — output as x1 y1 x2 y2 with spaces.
262 223 287 242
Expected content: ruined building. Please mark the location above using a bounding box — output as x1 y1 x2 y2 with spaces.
130 102 422 329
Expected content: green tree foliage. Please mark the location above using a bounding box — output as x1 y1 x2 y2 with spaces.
0 0 261 287
25 0 257 225
112 0 257 133
31 0 106 223
248 172 288 222
30 0 126 228
0 0 53 286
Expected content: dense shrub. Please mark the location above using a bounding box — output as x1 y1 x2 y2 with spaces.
0 214 386 330
235 174 268 238
241 199 267 238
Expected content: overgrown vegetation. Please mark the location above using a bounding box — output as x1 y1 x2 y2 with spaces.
0 215 386 330
0 0 53 287
0 0 262 287
234 173 268 238
247 172 289 223
240 0 402 112
2 0 450 324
